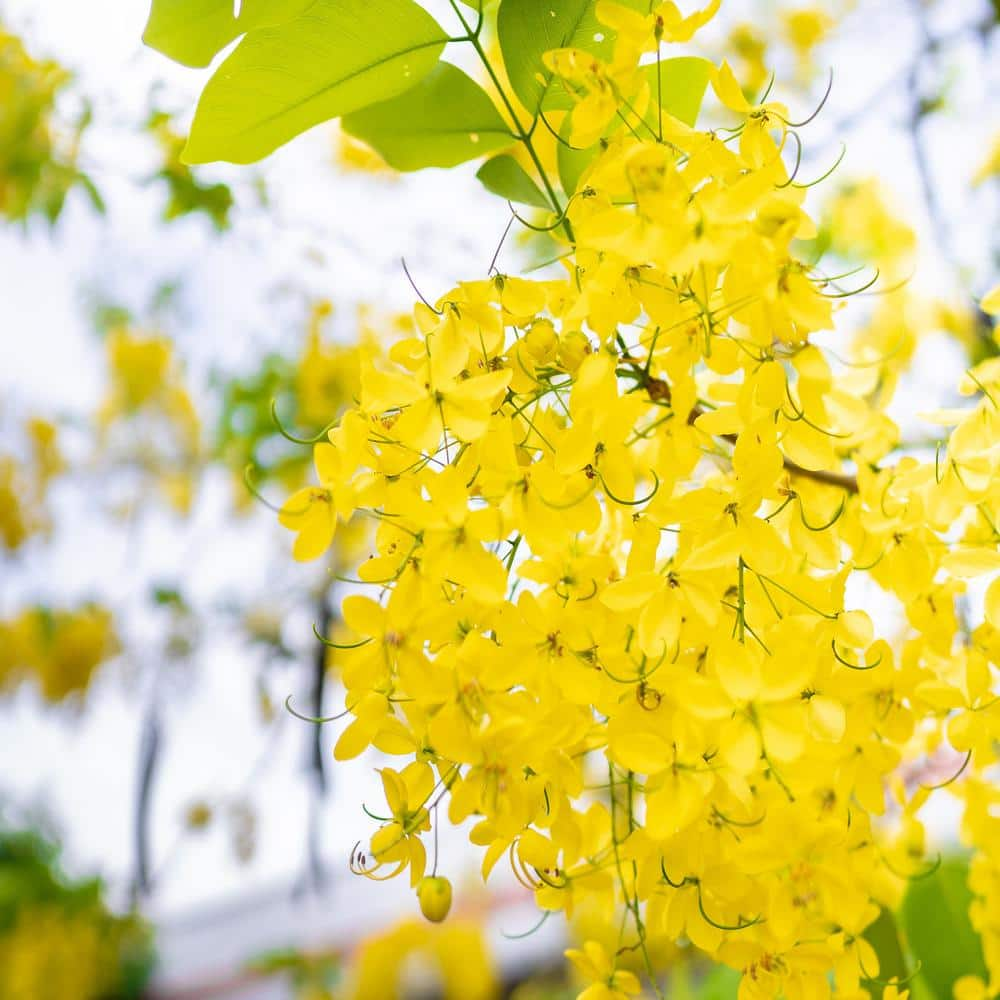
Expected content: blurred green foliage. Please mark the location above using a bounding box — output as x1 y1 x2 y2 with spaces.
0 26 101 223
0 826 154 999
147 109 234 230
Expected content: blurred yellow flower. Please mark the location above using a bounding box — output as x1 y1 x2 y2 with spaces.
349 918 497 1000
0 604 117 702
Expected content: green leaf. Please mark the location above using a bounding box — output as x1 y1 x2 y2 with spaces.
862 907 909 996
476 154 549 208
557 56 712 195
697 963 742 1000
497 0 647 115
900 856 988 1000
143 0 316 69
183 0 449 164
640 56 713 128
342 62 513 171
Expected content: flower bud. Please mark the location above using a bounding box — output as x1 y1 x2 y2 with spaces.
557 330 591 374
416 875 452 923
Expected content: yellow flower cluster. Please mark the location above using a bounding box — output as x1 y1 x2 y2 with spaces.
0 901 150 1000
0 604 117 702
0 906 119 1000
278 5 1000 998
100 328 198 433
725 2 843 97
781 7 834 81
99 328 200 513
0 417 62 552
0 26 89 223
296 301 391 430
825 180 916 282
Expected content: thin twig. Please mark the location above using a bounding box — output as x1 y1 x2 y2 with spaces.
131 703 162 905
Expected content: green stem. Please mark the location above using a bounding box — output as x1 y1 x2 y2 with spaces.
655 42 663 141
447 0 575 243
737 556 746 643
608 763 666 1000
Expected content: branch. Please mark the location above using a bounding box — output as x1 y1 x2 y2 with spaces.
302 594 333 891
131 704 162 905
780 455 859 493
675 387 861 494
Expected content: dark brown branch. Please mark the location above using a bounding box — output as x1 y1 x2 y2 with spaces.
688 402 861 494
780 455 859 493
131 704 162 905
636 374 862 494
716 427 859 494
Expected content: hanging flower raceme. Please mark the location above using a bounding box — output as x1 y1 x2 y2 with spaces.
273 8 1000 1000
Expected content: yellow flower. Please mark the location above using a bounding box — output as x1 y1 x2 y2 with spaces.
278 443 344 561
295 300 365 428
782 6 834 77
348 918 497 1000
256 32 1000 1000
565 940 641 1000
363 762 436 887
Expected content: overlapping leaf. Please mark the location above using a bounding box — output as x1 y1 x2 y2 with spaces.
497 0 647 114
476 154 550 208
182 0 449 164
342 63 513 171
901 857 988 1000
557 56 712 195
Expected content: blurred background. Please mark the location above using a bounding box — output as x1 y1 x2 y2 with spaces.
0 0 997 996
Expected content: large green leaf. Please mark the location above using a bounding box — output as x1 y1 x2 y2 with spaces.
557 56 711 196
497 0 647 115
640 56 713 129
862 906 909 996
183 0 449 164
476 154 549 208
143 0 316 69
900 856 988 1000
342 63 513 171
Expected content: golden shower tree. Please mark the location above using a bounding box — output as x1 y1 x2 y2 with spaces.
144 1 1000 998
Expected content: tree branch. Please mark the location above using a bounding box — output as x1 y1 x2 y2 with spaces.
644 375 862 494
131 703 161 905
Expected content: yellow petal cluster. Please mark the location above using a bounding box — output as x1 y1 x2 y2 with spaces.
0 417 62 552
0 26 86 223
98 328 200 513
348 917 496 1000
0 604 117 702
278 11 1000 998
